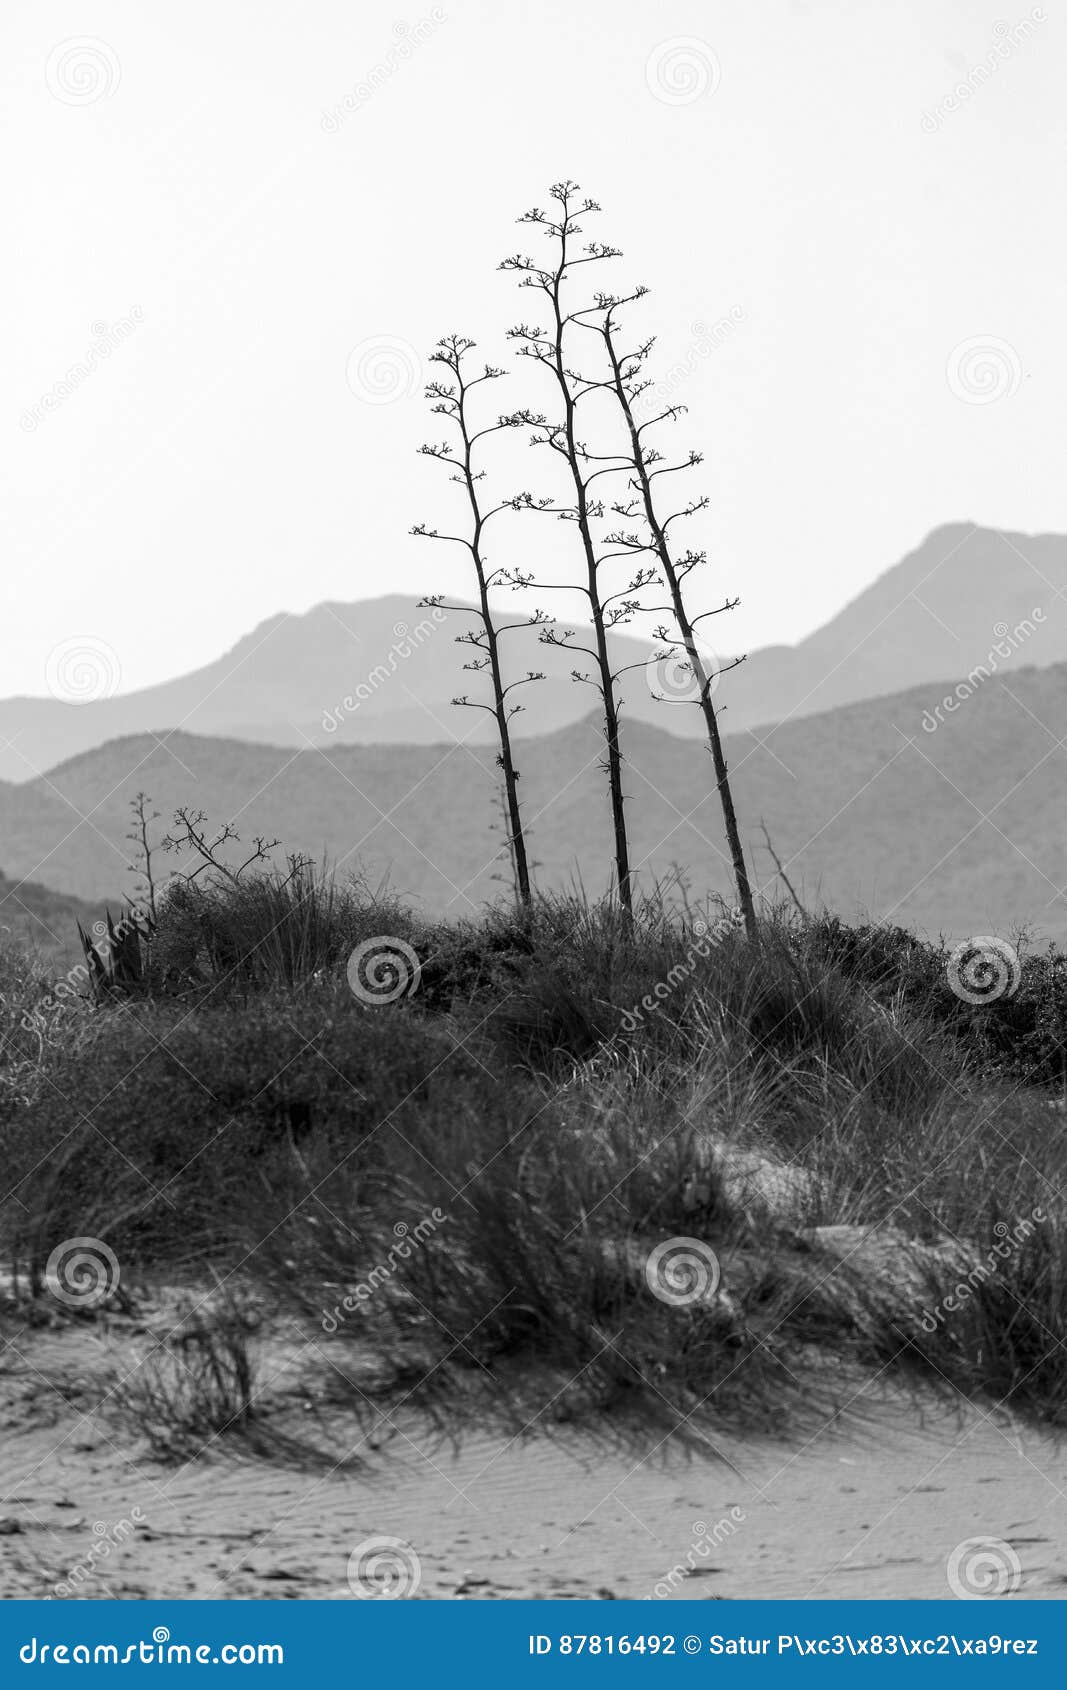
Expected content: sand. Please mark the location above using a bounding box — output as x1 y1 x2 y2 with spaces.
1 1302 1064 1602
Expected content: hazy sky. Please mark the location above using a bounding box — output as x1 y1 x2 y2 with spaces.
5 0 1063 698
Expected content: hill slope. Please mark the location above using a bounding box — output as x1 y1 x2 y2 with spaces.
0 870 107 966
731 522 1064 732
1 524 1064 783
3 656 1066 944
0 598 657 782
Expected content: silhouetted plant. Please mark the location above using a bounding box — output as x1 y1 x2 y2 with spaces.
594 292 757 938
500 181 657 923
413 335 544 907
162 806 280 885
499 181 757 937
125 790 163 927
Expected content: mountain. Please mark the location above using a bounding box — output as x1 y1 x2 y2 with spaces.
1 524 1064 784
3 656 1067 945
0 598 657 784
731 521 1065 732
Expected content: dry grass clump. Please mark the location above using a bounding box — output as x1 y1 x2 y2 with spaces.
107 1297 260 1462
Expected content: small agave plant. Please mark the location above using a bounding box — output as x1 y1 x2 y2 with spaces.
77 906 151 1002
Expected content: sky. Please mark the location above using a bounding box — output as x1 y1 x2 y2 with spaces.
4 0 1064 698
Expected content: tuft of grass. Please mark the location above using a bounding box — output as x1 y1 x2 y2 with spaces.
0 940 93 1123
109 1299 260 1462
148 860 410 996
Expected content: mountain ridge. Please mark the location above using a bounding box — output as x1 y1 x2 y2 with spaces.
3 524 1066 784
4 653 1066 945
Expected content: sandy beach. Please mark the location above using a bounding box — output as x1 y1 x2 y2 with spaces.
1 1305 1063 1602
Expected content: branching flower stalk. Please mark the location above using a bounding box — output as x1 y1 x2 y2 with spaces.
501 182 655 923
412 335 544 908
125 791 162 929
590 288 758 939
162 808 280 884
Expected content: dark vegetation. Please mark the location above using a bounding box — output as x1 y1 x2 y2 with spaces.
2 834 1066 1453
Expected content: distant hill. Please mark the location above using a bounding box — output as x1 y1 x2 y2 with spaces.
1 524 1064 783
733 522 1065 732
0 870 106 967
0 597 658 783
3 656 1066 944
